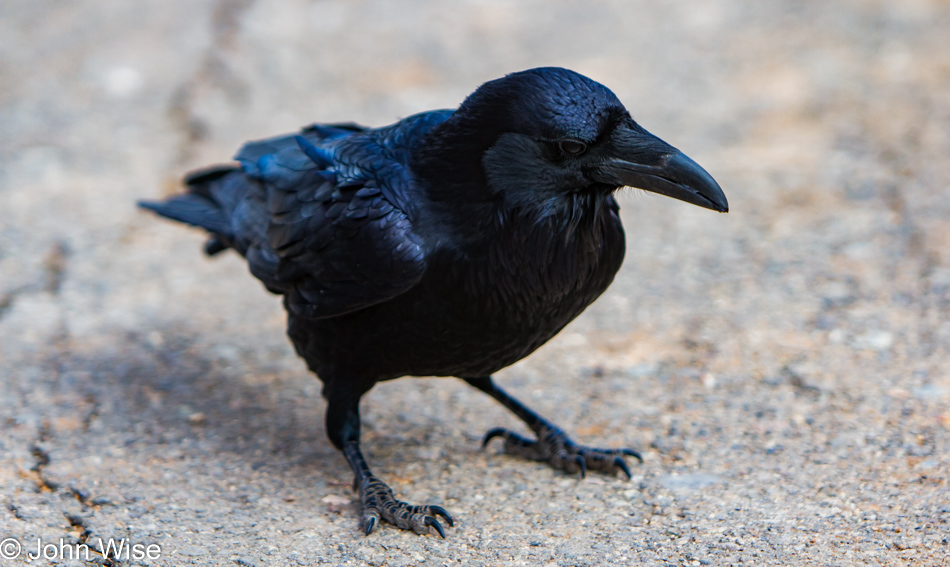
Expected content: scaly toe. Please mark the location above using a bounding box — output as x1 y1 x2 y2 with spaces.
482 424 640 479
358 475 454 537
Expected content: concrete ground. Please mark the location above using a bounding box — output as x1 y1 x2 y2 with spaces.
2 1 949 565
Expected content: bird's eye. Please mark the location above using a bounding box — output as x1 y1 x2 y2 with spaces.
558 139 587 156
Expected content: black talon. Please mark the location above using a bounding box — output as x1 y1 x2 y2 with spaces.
425 516 445 538
482 427 509 448
364 516 377 536
575 454 587 478
429 505 455 527
615 456 632 480
622 448 643 462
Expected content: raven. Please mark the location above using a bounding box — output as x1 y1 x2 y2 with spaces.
140 67 727 537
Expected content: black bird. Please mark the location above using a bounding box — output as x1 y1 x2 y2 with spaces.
140 67 727 537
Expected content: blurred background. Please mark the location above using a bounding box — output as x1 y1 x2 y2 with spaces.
1 1 949 565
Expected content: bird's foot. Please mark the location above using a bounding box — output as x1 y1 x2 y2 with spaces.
482 424 641 479
358 474 454 537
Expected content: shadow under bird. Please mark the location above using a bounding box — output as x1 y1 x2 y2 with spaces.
140 67 727 537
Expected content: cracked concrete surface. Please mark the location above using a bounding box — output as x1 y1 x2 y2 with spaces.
2 0 949 565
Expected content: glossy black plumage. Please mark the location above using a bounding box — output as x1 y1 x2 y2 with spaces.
140 67 727 537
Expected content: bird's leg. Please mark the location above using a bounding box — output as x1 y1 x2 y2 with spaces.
464 376 641 478
326 393 453 537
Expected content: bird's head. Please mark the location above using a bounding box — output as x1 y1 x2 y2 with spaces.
421 67 727 214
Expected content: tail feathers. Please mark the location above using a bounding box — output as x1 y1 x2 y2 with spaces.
138 195 230 235
139 164 248 255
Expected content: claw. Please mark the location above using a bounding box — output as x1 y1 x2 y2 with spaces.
363 515 377 536
429 505 455 527
614 456 632 480
482 427 509 448
574 454 587 479
424 516 446 538
621 448 643 462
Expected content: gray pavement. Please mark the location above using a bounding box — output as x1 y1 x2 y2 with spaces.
1 1 949 565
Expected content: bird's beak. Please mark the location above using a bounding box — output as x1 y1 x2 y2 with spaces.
592 122 728 213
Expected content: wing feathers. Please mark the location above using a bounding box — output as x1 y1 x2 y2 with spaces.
156 113 451 319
